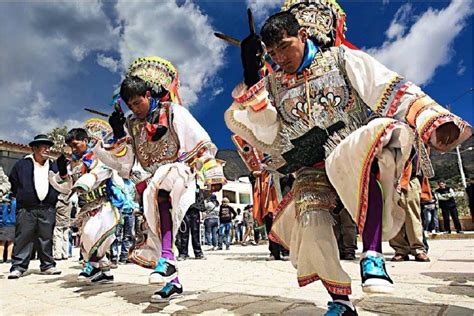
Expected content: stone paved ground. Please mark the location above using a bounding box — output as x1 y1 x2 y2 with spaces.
0 239 473 315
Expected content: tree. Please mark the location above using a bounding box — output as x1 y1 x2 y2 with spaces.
47 126 68 152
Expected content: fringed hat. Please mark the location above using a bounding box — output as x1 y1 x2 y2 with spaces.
84 118 112 145
281 0 349 48
126 56 182 105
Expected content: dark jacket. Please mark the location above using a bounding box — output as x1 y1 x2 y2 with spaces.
435 187 456 210
9 157 59 210
219 204 237 224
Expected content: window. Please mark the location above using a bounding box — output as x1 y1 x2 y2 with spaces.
222 190 236 203
239 193 251 205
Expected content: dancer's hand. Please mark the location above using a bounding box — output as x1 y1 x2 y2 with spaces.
56 154 68 177
109 109 126 139
240 9 264 88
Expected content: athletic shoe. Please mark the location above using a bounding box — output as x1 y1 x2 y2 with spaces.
8 270 23 279
360 251 394 294
78 263 101 280
41 267 62 275
324 301 358 315
90 271 114 284
149 257 178 285
194 255 205 260
150 282 183 303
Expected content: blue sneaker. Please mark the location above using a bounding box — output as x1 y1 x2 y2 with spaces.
78 262 101 280
324 302 357 315
360 251 393 293
149 257 177 285
150 282 183 303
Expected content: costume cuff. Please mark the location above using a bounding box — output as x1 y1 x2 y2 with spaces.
232 79 269 112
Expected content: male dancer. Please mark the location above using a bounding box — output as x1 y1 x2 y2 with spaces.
50 119 123 283
224 2 471 315
95 57 225 302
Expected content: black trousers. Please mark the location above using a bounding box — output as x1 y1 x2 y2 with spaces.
177 209 203 257
11 207 56 273
441 207 462 232
264 214 288 259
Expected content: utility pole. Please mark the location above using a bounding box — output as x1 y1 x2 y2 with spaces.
456 145 467 188
445 87 473 188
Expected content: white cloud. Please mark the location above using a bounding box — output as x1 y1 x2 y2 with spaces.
97 54 119 73
17 92 83 140
0 1 119 143
457 60 466 76
368 0 474 86
212 87 224 97
115 0 226 106
385 3 412 40
246 0 282 23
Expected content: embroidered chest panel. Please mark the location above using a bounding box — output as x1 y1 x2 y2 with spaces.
70 159 89 183
268 49 364 135
129 112 180 172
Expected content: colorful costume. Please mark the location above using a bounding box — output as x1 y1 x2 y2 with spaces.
94 57 226 299
225 0 471 296
50 119 123 282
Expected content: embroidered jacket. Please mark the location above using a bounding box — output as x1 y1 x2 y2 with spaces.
98 102 226 187
225 45 471 174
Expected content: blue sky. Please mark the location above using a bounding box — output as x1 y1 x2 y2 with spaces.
0 0 472 150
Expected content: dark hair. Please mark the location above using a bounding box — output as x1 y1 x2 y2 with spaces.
261 11 300 47
120 76 149 103
65 128 88 144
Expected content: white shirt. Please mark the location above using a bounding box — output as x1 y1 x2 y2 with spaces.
27 155 50 201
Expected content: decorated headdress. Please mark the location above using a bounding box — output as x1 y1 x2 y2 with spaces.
84 118 112 145
126 56 182 105
282 0 352 48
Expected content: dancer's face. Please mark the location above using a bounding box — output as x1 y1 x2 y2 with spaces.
265 29 307 74
68 139 88 157
126 90 151 120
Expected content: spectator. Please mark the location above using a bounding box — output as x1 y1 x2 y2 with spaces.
177 187 205 260
234 208 244 244
0 166 14 263
203 194 219 250
8 134 61 279
390 161 429 262
422 198 439 233
53 193 72 261
242 205 256 246
435 181 463 234
217 197 236 250
466 177 474 223
254 221 267 244
110 178 138 266
331 200 357 261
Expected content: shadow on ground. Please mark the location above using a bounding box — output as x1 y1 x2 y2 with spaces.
36 272 474 315
356 296 474 315
39 274 325 314
421 272 474 298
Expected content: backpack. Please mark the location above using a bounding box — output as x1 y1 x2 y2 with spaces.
1 194 16 227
